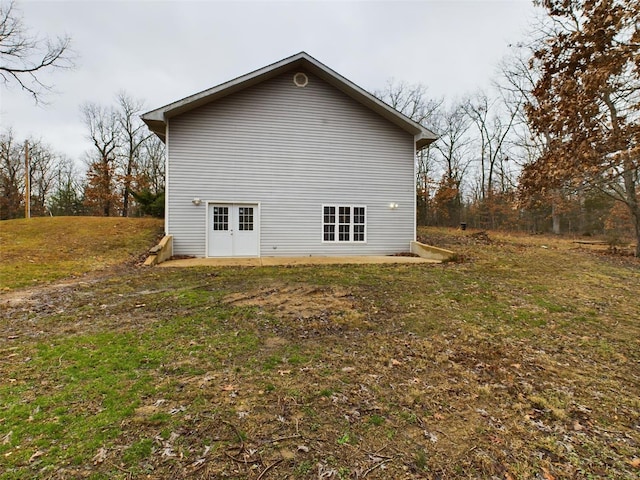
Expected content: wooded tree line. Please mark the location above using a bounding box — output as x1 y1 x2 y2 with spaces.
2 0 638 254
81 93 165 218
0 93 165 220
375 0 639 255
0 1 164 220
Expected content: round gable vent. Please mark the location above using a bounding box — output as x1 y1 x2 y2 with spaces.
293 72 308 87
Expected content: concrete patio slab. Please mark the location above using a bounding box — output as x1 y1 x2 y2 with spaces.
157 255 440 268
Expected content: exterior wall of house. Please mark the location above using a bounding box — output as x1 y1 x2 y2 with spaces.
167 69 416 257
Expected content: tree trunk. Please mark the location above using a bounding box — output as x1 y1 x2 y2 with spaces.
551 198 561 235
629 196 640 257
622 155 639 257
634 214 640 258
122 150 134 217
122 184 130 217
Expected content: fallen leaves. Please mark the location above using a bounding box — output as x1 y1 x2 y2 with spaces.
92 447 107 465
28 450 44 463
188 444 211 470
628 458 640 468
1 430 12 445
423 430 438 443
279 449 295 460
156 431 180 458
168 406 186 415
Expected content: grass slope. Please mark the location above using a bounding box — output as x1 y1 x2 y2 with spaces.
0 217 163 289
0 226 639 479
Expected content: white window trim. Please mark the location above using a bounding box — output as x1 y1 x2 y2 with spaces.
321 204 367 243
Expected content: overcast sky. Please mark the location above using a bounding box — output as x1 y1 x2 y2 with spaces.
1 0 538 163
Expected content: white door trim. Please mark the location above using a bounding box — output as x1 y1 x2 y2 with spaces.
206 201 261 257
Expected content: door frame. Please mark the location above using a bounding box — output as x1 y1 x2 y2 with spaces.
205 201 261 258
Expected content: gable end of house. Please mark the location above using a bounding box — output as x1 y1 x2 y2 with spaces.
142 52 437 149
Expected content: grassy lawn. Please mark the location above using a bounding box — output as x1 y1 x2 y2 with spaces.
1 221 639 479
0 216 163 289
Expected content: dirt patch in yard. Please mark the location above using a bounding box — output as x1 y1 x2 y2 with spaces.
1 273 104 308
223 285 358 320
222 284 369 337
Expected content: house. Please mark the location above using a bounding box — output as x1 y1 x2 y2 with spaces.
142 52 437 258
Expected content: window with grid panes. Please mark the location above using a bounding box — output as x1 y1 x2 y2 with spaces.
322 205 365 242
212 206 228 231
238 207 254 231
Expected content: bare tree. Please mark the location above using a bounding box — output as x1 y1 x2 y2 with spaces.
26 137 57 215
432 102 473 185
48 155 83 216
464 92 519 201
116 92 151 217
496 47 568 233
1 128 71 218
0 127 23 219
81 93 166 217
374 79 442 128
82 103 120 216
0 0 73 102
428 102 473 225
496 48 546 167
138 133 165 194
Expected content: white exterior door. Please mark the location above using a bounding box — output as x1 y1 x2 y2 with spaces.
208 203 259 257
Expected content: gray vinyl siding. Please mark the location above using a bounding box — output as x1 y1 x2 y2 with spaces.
167 69 415 257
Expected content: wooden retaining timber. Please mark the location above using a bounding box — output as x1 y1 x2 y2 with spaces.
144 235 173 266
410 241 455 262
